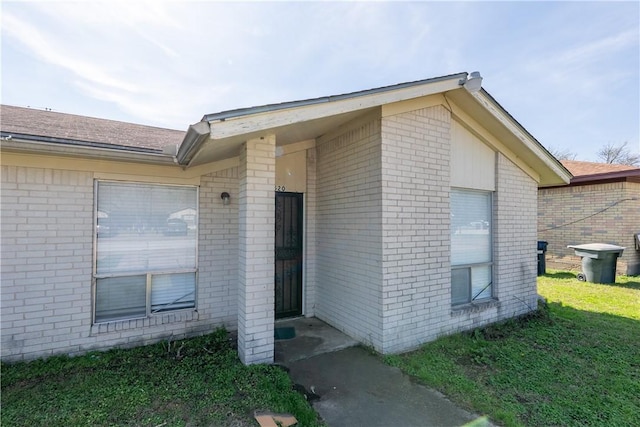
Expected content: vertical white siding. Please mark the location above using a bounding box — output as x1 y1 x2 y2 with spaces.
450 120 495 191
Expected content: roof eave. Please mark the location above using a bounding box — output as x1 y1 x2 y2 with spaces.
203 73 465 143
1 137 177 165
176 73 469 168
176 121 211 166
571 169 640 183
202 72 469 123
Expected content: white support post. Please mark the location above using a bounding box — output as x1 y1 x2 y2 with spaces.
237 136 276 364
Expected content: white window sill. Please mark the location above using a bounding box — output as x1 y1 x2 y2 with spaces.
451 299 498 316
91 309 198 335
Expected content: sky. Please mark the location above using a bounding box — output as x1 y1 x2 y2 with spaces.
2 1 639 162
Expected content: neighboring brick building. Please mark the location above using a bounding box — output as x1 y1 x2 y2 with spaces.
1 72 571 363
538 160 640 275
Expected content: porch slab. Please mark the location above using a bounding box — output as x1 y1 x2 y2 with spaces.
275 317 489 427
286 346 485 427
274 317 358 365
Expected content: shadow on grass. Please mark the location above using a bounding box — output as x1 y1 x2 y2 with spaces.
542 271 576 280
542 271 640 290
611 279 640 291
544 300 639 326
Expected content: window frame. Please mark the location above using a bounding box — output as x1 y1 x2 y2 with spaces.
450 188 494 306
92 180 199 324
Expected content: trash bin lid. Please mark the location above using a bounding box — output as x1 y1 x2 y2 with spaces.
567 243 625 258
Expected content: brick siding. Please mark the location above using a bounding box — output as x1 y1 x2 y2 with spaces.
538 181 640 275
2 111 549 362
379 106 452 353
313 106 541 355
237 137 276 364
492 153 539 317
303 147 318 316
1 164 239 362
315 114 384 348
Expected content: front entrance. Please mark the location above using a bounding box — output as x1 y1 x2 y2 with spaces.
275 192 303 319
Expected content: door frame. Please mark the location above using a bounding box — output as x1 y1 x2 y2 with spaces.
274 191 304 319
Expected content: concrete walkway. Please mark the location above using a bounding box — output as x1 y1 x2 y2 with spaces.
275 318 488 427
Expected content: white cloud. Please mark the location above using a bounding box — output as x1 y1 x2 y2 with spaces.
1 0 637 158
2 11 141 93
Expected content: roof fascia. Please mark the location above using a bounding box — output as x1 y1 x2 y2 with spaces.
202 73 468 123
0 131 162 154
204 74 465 142
3 150 239 183
541 174 640 189
1 138 176 166
571 169 640 183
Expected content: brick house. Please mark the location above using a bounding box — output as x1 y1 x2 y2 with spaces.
1 72 571 363
538 160 640 275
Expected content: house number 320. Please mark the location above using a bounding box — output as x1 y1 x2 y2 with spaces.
275 186 286 192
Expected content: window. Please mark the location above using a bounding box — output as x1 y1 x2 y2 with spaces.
451 188 492 305
94 181 198 323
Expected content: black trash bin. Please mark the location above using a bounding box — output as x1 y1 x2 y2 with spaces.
537 241 548 276
567 243 625 284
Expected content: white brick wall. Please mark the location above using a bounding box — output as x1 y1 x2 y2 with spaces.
198 168 239 329
1 164 239 362
1 166 94 361
380 106 452 353
1 114 543 362
313 107 541 355
304 147 317 316
237 137 276 364
315 115 384 348
492 153 539 317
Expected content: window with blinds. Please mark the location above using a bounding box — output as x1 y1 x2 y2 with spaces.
451 188 493 305
94 181 197 323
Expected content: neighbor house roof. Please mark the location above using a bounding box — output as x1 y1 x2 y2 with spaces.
556 160 640 187
561 160 638 176
178 72 571 187
1 105 184 162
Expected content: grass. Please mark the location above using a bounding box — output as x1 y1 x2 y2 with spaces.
1 329 323 427
386 271 640 426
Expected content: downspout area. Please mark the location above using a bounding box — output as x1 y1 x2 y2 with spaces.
176 121 210 167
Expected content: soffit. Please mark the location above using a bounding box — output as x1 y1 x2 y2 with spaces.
188 108 374 166
182 73 467 167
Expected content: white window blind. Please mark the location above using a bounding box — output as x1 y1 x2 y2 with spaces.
451 188 492 305
95 182 197 323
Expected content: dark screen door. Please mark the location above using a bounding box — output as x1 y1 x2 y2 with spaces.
275 192 303 319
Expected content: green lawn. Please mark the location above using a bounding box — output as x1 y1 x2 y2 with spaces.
386 271 640 426
3 274 639 427
1 329 323 427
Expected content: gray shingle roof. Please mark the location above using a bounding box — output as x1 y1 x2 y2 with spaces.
0 105 185 152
